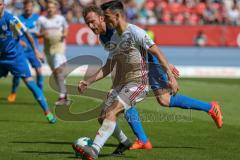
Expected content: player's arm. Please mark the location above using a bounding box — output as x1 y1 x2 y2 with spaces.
35 17 46 38
60 16 68 42
78 58 115 93
24 31 44 62
134 26 179 94
169 64 180 78
19 40 27 48
61 24 68 42
12 16 44 62
148 45 179 94
61 27 68 42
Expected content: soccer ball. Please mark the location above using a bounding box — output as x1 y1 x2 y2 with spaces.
73 137 93 158
74 137 93 147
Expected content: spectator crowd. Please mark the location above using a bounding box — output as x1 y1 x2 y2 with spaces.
4 0 240 25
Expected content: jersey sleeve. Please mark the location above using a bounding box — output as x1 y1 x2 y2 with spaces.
62 16 68 29
132 26 155 51
11 16 27 36
36 16 44 32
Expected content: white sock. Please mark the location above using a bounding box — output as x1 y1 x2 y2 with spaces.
55 73 67 97
113 123 128 143
92 119 116 153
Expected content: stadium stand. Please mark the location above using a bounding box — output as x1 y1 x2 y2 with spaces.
3 0 240 25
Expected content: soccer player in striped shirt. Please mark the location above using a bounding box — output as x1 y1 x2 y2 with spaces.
73 1 178 159
73 1 223 159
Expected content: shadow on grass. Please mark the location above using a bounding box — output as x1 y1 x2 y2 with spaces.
0 97 6 101
12 141 204 150
0 119 46 124
21 151 135 159
11 141 119 147
98 154 135 159
11 141 72 145
153 145 205 150
16 142 134 159
15 141 204 160
0 101 37 106
21 150 73 155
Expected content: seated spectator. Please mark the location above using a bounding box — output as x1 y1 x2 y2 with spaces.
125 0 138 23
202 2 220 24
226 3 240 25
173 13 184 25
162 11 173 24
185 12 200 25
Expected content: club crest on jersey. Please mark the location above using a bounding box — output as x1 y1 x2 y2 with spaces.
119 38 132 50
2 24 7 31
104 41 117 51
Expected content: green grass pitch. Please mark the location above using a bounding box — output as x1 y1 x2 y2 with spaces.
0 77 240 160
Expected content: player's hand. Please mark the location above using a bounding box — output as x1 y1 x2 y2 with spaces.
168 75 179 95
169 64 180 78
42 30 48 37
60 35 66 42
20 40 27 48
35 49 45 63
78 80 89 94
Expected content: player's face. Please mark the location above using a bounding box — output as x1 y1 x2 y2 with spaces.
24 2 33 16
103 9 118 29
85 11 104 35
47 3 57 17
0 0 5 16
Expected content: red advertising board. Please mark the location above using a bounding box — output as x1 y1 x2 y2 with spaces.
65 24 240 47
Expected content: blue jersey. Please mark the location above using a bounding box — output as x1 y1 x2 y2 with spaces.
19 13 39 52
0 11 31 78
148 52 160 64
99 27 115 45
0 11 27 60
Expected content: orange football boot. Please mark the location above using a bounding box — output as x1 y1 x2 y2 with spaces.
130 139 152 150
208 101 223 128
7 93 17 103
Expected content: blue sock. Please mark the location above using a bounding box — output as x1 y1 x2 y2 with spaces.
37 74 44 90
25 80 49 113
125 107 148 144
170 94 212 112
12 77 20 93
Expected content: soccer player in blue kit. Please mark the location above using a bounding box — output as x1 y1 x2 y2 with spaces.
0 0 56 124
8 0 44 102
73 2 223 158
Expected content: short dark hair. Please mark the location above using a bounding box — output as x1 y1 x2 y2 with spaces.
82 5 103 18
23 0 34 5
100 0 124 13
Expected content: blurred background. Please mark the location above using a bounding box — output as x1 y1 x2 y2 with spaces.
5 0 240 78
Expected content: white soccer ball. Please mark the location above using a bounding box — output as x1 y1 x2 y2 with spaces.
74 137 93 147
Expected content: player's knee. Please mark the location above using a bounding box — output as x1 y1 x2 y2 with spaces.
23 77 33 83
156 96 170 107
36 68 42 75
105 110 116 121
53 68 63 74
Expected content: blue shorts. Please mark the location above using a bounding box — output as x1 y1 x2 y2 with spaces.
148 63 169 91
0 55 31 78
25 50 41 68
